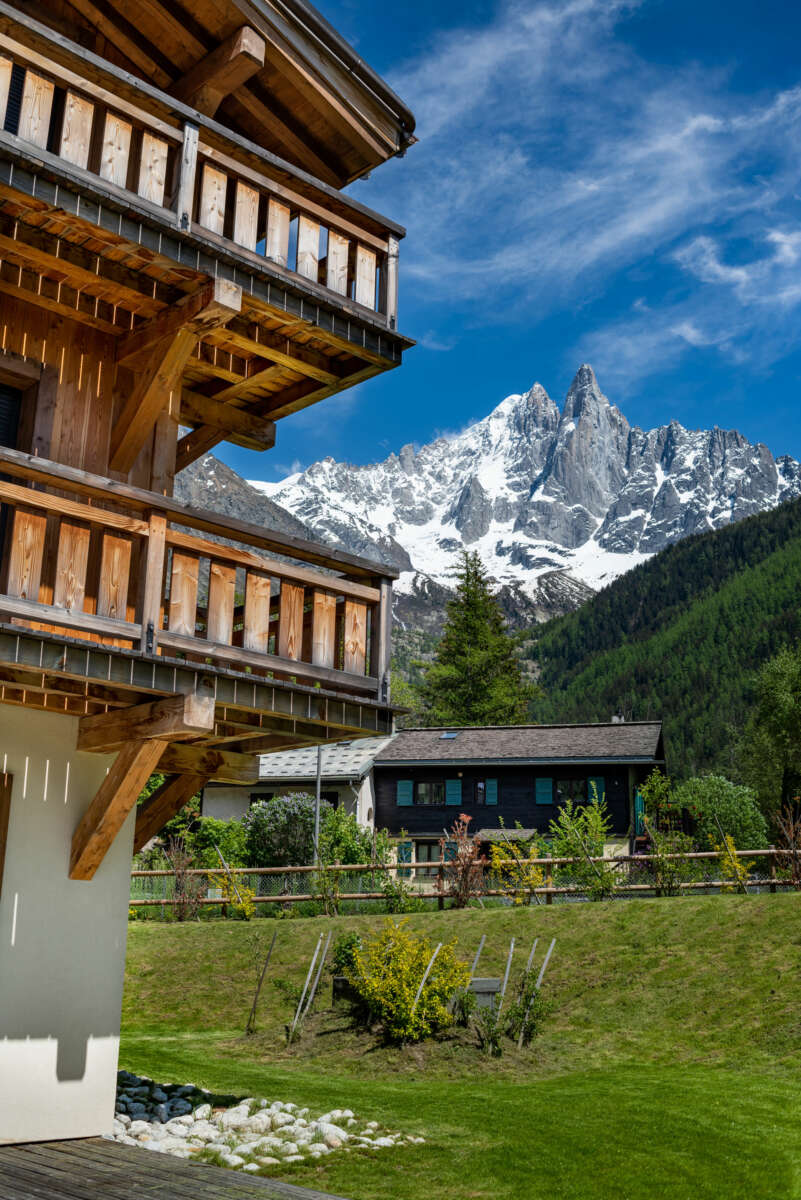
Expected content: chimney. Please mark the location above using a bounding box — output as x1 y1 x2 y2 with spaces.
611 708 624 724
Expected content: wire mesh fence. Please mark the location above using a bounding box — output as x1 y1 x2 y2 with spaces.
129 848 800 914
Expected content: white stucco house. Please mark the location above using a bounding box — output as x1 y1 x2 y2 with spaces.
201 737 394 828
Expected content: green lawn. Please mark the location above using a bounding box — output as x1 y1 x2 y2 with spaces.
121 896 801 1199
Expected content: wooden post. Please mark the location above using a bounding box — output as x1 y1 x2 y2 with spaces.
545 854 553 905
370 578 393 703
437 852 444 911
139 511 167 654
770 845 777 894
176 122 199 230
384 234 400 329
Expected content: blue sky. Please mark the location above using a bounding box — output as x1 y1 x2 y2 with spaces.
221 0 801 482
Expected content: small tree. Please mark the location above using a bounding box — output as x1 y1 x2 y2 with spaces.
549 797 615 900
420 551 537 726
674 776 768 851
740 646 801 819
242 793 331 867
164 837 204 921
187 816 247 868
489 823 544 905
438 814 486 908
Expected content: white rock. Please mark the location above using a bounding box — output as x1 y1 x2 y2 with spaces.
257 1157 280 1166
190 1121 218 1141
193 1103 212 1120
324 1135 343 1149
163 1123 189 1138
219 1108 251 1131
205 1142 230 1153
284 1155 304 1163
160 1136 193 1152
222 1154 245 1168
374 1137 395 1148
128 1120 151 1137
279 1142 300 1156
242 1164 261 1174
271 1112 295 1129
169 1114 194 1127
116 1113 132 1128
231 1143 255 1157
246 1113 273 1135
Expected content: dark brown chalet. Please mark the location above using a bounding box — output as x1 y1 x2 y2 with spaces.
0 0 414 1145
374 722 666 865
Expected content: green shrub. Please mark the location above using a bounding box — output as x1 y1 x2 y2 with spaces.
319 806 390 866
549 797 615 900
345 918 469 1043
330 931 362 976
242 793 331 867
674 775 768 851
187 817 247 869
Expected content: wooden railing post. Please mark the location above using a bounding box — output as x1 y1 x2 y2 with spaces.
371 577 393 704
383 235 399 329
139 510 167 655
770 845 777 894
545 854 553 905
176 121 199 230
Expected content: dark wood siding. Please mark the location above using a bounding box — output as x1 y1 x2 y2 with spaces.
374 763 648 838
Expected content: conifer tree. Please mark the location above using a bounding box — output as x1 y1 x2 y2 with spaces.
419 551 536 726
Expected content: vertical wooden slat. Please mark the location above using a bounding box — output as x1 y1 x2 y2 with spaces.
53 520 91 612
137 132 169 206
343 599 367 675
0 56 13 127
176 121 199 229
370 578 393 700
199 164 227 235
266 197 290 266
384 234 400 327
18 71 55 149
168 550 199 637
326 231 349 296
311 590 336 668
278 581 304 661
99 112 133 188
243 570 271 652
5 508 47 600
96 532 133 643
233 180 259 250
207 560 235 644
0 772 11 901
296 215 319 280
59 91 94 168
355 245 377 309
139 510 166 653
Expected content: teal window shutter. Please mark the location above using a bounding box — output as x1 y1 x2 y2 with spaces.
486 779 498 806
588 776 605 804
635 790 645 835
397 780 413 807
444 840 457 861
397 840 412 878
445 778 462 806
535 777 553 805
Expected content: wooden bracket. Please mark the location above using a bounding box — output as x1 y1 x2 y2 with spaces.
70 740 167 880
179 387 276 450
158 743 261 784
77 692 215 753
170 27 266 117
109 280 242 474
0 773 11 900
134 773 206 854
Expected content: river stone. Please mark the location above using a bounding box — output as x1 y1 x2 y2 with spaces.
194 1103 212 1121
219 1107 250 1130
222 1154 245 1168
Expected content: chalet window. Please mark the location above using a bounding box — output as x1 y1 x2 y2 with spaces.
417 781 445 806
535 777 554 805
0 385 21 450
396 780 414 806
473 778 498 805
587 776 606 804
556 779 587 805
249 792 274 806
415 841 440 878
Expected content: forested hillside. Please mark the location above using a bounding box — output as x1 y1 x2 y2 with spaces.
529 498 801 778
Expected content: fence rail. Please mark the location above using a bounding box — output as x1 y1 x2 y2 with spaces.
0 448 392 699
129 848 799 909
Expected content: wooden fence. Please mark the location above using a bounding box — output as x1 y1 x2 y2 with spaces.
129 847 799 908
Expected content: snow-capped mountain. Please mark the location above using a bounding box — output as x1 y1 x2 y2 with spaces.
251 365 801 629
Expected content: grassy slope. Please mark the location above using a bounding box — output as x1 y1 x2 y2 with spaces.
122 898 801 1200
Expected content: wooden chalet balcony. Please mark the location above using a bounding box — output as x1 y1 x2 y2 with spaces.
0 446 394 704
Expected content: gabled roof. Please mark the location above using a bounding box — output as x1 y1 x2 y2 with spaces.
259 736 393 783
373 723 664 766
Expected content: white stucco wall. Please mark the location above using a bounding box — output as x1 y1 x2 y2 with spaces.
203 780 372 825
0 705 132 1144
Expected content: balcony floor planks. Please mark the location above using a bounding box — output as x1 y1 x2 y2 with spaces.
0 1139 351 1200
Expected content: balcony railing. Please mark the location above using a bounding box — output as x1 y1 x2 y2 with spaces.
0 20 400 326
0 447 393 701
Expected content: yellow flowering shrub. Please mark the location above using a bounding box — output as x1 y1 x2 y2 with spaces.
715 835 753 893
210 872 256 919
489 842 544 905
345 918 469 1043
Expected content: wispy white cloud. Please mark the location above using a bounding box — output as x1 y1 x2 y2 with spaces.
349 0 801 384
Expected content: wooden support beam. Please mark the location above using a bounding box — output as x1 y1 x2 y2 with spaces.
133 773 206 853
221 325 341 385
179 388 276 448
171 27 266 117
77 692 215 753
0 773 11 900
158 743 261 784
110 281 242 473
116 284 238 365
70 739 166 880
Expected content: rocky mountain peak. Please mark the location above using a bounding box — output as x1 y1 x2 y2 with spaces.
250 366 801 629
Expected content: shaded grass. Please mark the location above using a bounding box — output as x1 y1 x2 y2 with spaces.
121 895 801 1199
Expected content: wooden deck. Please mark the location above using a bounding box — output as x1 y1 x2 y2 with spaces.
0 1138 350 1200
